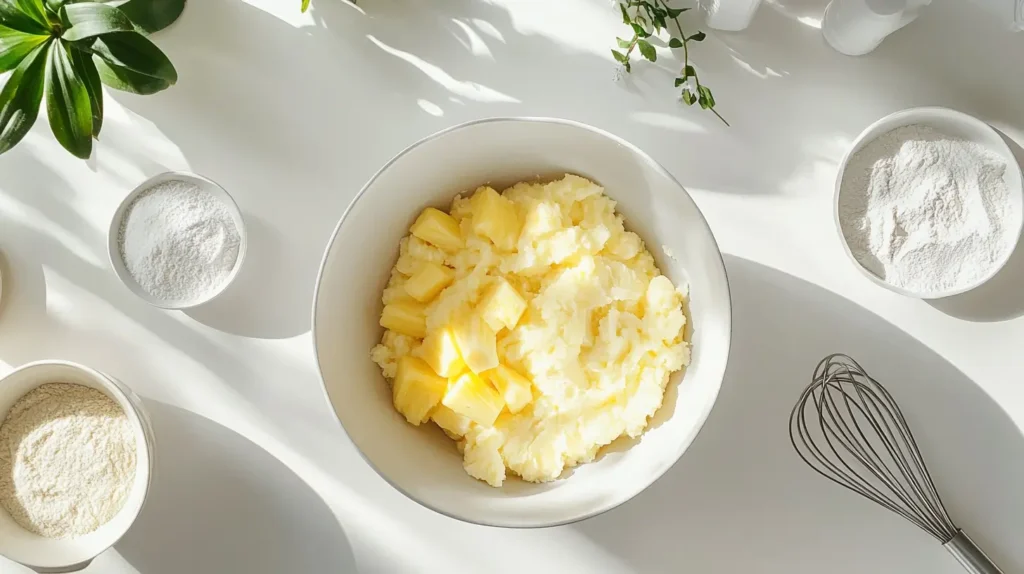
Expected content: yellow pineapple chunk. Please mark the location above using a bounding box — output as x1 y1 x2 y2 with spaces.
443 371 505 427
393 356 447 425
451 315 499 374
478 278 527 332
405 262 455 302
380 301 427 338
415 327 467 377
485 364 533 414
410 208 464 252
470 187 520 251
431 404 472 438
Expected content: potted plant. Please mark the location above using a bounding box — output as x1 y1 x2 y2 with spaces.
0 0 185 159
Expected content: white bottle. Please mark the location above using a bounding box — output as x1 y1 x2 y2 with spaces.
822 0 930 56
701 0 765 31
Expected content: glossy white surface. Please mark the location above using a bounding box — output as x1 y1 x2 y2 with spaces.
0 0 1022 572
313 118 731 527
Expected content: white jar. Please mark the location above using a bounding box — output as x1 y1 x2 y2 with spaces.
822 0 930 56
701 0 765 31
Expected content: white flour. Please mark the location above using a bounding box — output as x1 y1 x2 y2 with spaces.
837 125 1018 294
0 384 137 538
118 180 241 303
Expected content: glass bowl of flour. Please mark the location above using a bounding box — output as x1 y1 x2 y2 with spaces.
108 171 248 310
0 361 154 572
835 107 1024 299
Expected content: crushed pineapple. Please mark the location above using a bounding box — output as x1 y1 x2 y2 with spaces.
405 262 455 302
485 364 533 414
371 174 690 487
380 300 427 339
393 356 447 425
410 208 464 252
415 327 466 378
443 371 505 427
477 278 527 332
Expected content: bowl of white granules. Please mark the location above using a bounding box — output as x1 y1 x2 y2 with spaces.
109 171 247 309
835 107 1024 299
0 361 154 572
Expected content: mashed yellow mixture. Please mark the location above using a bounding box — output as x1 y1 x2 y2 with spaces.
371 174 690 486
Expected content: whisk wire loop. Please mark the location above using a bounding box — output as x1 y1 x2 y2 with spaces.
789 354 958 543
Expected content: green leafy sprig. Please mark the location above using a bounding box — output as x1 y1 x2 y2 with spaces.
612 0 726 125
0 0 182 159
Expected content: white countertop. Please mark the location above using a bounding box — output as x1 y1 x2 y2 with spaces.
1 0 1023 572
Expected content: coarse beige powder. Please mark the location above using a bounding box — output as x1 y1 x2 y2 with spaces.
0 383 137 538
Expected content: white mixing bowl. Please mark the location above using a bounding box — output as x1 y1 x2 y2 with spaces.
312 118 732 527
0 361 154 572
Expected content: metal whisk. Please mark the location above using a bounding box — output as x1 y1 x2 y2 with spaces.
789 354 1004 574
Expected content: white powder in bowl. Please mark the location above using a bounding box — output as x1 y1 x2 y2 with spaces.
118 180 242 304
837 124 1020 294
0 383 137 538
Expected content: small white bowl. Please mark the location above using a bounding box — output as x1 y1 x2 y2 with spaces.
0 361 154 572
834 107 1024 299
108 171 248 310
312 117 733 528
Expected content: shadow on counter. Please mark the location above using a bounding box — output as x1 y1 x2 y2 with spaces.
116 401 356 574
573 255 1024 574
928 132 1024 322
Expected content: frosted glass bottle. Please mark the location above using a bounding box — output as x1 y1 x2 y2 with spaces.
822 0 931 55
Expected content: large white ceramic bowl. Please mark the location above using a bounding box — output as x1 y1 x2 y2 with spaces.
312 118 732 527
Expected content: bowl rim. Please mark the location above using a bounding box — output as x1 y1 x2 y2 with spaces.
832 106 1024 300
0 360 155 571
107 170 249 310
310 116 732 528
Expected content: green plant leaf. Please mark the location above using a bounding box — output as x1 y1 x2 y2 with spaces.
93 53 169 94
0 41 49 155
674 77 684 87
62 2 136 41
611 49 628 65
637 39 655 62
683 64 695 78
0 0 49 33
301 0 310 12
113 0 185 34
667 7 689 18
688 31 706 42
615 37 631 49
0 23 47 72
629 22 649 38
13 0 49 29
668 37 682 48
69 44 101 136
45 0 66 18
681 88 696 105
91 31 176 83
619 2 630 23
46 39 92 158
698 85 715 108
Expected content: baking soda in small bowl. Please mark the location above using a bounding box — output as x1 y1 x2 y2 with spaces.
114 175 244 308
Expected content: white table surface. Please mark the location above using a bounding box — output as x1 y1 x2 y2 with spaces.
1 0 1023 572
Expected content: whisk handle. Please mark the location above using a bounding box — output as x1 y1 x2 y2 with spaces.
944 530 1004 574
